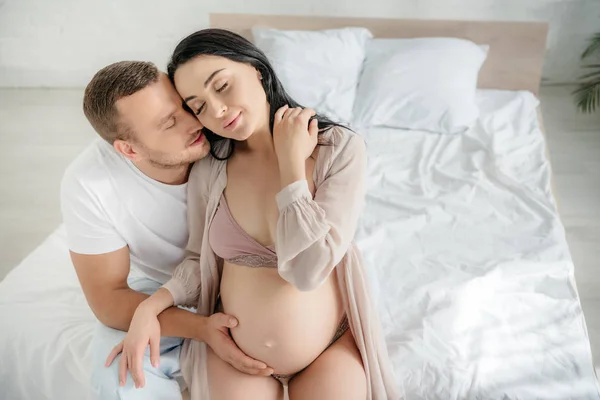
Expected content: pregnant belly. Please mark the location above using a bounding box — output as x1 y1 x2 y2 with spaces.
219 262 344 375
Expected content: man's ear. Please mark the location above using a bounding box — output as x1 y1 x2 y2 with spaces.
113 139 139 161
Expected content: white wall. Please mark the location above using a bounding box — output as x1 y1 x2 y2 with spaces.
0 0 598 87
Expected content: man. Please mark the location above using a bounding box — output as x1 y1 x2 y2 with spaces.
61 61 270 400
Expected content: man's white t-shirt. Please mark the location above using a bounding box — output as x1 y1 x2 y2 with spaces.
60 139 189 284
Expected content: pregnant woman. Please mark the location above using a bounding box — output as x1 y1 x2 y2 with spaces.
111 29 398 400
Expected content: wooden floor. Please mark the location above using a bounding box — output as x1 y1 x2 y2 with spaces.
1 85 599 374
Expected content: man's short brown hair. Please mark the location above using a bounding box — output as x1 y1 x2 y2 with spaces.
83 61 160 144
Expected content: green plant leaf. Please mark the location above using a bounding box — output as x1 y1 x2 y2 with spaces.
582 33 600 60
572 77 600 113
579 67 600 81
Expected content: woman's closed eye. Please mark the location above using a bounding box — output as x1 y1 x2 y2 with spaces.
216 82 228 93
194 83 229 115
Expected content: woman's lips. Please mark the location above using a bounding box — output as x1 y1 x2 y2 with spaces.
223 112 242 130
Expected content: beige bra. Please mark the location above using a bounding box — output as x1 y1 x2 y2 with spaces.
208 194 278 268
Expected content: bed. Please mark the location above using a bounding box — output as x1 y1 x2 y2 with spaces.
1 14 598 400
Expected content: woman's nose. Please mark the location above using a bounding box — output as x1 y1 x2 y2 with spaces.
210 100 227 119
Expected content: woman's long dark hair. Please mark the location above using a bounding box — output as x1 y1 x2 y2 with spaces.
167 28 346 160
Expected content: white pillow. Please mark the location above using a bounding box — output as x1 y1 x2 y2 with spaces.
352 38 489 134
252 26 373 123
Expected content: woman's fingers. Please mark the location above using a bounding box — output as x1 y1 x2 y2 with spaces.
287 107 303 119
149 335 161 369
298 108 316 122
118 351 128 386
131 348 146 388
274 104 289 122
278 106 317 124
105 341 124 367
308 118 319 136
127 353 138 387
282 106 299 120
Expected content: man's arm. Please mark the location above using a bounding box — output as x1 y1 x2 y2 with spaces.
61 162 271 378
70 247 206 340
78 246 274 380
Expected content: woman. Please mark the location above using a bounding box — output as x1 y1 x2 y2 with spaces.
113 29 398 400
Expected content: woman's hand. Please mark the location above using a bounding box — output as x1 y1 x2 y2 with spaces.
104 288 175 388
273 105 319 187
105 304 161 389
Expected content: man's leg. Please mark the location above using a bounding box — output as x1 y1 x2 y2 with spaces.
90 277 184 400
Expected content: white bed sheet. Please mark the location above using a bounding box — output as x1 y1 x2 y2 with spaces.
0 89 598 400
357 90 599 399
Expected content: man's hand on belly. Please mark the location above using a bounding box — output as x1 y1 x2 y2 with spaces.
202 313 275 376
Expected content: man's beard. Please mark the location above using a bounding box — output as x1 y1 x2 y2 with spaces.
148 157 188 169
133 135 205 169
135 142 192 169
146 150 191 169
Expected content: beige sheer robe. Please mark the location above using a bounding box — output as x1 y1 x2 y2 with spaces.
162 127 400 400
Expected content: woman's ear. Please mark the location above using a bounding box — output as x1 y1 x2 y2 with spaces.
256 69 262 80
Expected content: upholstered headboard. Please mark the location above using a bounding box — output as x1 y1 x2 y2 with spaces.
210 13 549 95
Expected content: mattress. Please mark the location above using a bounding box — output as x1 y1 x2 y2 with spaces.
1 89 598 400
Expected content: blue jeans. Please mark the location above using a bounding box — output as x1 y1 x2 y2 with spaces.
90 276 184 400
